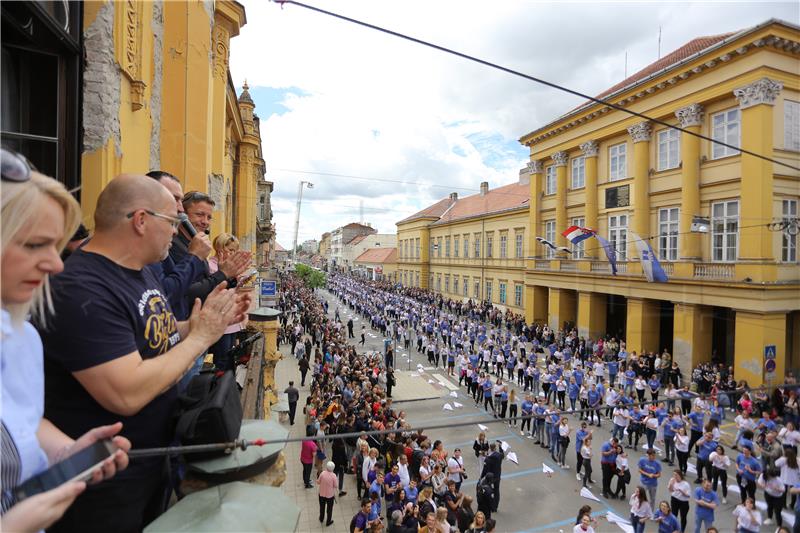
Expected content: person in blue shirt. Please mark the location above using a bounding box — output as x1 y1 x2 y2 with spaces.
607 360 619 387
687 407 705 455
568 377 580 412
600 437 619 499
756 411 777 436
736 445 762 504
693 478 719 533
638 448 662 504
624 367 637 395
648 376 661 402
520 395 533 437
708 400 724 424
651 500 681 533
694 433 718 484
588 384 602 427
575 422 591 480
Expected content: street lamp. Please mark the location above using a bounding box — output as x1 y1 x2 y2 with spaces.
291 180 313 264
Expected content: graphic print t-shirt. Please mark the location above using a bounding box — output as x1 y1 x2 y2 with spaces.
42 250 181 471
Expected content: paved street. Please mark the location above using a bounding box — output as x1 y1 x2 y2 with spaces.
275 289 747 533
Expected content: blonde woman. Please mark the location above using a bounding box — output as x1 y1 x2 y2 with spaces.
0 152 130 531
208 233 244 370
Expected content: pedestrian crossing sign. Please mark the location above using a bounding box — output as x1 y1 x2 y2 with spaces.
764 345 776 360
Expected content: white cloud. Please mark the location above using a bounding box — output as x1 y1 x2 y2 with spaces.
230 1 796 245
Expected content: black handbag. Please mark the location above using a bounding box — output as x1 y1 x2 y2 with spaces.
175 371 242 457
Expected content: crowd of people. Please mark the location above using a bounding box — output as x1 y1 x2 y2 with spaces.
1 150 255 532
289 271 800 533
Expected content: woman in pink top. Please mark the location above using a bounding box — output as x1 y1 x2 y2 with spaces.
301 438 318 488
318 461 338 527
208 233 245 370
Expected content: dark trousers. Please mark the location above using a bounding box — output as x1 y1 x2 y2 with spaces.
671 497 689 532
711 467 728 496
582 459 593 487
491 479 500 512
302 462 313 487
318 495 334 523
300 369 308 386
49 466 165 533
601 462 615 496
288 401 297 425
210 332 235 371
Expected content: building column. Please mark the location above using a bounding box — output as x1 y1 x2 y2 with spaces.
734 311 787 387
627 121 652 239
626 297 659 355
673 303 712 374
675 104 704 260
420 228 431 289
525 285 549 324
548 288 576 331
527 160 543 256
580 141 599 258
553 151 569 247
734 78 782 278
577 292 606 339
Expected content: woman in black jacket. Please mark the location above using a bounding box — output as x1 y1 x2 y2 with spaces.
331 437 348 497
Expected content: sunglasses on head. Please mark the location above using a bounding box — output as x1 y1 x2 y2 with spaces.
1 148 34 182
182 191 212 203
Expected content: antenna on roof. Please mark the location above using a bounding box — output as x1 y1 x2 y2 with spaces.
658 26 662 59
359 199 364 224
624 51 628 78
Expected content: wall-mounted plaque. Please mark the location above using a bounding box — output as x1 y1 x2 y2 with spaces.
605 184 630 208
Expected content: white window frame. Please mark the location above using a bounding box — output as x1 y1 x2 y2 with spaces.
786 100 800 152
570 217 586 259
609 142 627 181
609 214 628 261
657 128 680 171
545 165 557 195
473 279 480 299
463 235 469 258
711 200 739 262
453 275 459 294
711 109 740 159
658 207 679 261
445 237 450 258
474 235 481 258
453 236 459 258
571 156 585 189
499 234 508 258
485 280 493 303
515 232 524 258
514 284 523 307
782 199 798 263
544 220 556 259
499 282 507 304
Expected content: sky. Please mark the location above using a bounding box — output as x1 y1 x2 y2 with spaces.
229 1 797 248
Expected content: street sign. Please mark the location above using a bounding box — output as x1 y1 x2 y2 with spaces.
260 280 276 297
765 359 777 373
765 345 777 360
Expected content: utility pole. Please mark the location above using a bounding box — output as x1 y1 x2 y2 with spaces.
291 180 313 264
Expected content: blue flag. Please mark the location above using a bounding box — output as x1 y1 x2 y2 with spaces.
632 233 668 283
593 234 618 275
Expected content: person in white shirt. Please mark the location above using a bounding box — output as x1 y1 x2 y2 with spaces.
628 486 653 533
757 468 785 526
667 470 691 532
674 427 690 476
573 514 595 533
446 449 465 492
612 405 630 442
732 497 762 533
634 377 647 403
557 417 571 468
776 449 800 508
709 445 731 504
734 411 757 449
778 422 800 450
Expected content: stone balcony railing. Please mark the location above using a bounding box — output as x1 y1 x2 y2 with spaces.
693 262 735 279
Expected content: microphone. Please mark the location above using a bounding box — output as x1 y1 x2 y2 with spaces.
178 213 198 237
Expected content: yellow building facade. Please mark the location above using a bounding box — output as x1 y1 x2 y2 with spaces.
519 19 799 385
397 182 530 315
80 0 264 254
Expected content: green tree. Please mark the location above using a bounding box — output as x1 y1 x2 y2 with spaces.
295 263 327 289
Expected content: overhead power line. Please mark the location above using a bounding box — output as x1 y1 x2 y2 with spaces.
274 0 800 173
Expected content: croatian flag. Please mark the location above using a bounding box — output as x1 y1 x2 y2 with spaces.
632 233 668 283
562 226 595 245
593 234 618 275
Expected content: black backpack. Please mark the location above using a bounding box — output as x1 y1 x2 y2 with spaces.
175 371 242 457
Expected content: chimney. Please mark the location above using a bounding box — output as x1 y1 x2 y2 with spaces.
480 181 489 196
449 192 458 201
518 167 530 185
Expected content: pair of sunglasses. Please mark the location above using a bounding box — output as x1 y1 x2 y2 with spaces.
1 148 34 182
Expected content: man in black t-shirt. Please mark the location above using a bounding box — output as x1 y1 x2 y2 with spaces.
41 175 247 533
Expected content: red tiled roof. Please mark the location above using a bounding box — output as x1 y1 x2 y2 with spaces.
433 182 529 225
593 33 736 102
275 242 286 252
397 197 454 224
348 235 367 245
355 247 397 264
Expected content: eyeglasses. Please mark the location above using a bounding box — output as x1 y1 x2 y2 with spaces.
1 148 33 182
126 209 181 229
182 191 213 204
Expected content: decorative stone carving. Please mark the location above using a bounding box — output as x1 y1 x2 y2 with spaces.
734 77 783 109
122 0 141 80
130 79 146 111
580 140 599 157
213 26 229 80
627 121 652 143
527 160 543 174
552 151 568 166
675 103 704 128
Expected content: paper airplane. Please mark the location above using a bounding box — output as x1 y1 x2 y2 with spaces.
728 484 741 494
580 487 601 502
478 424 488 431
410 373 420 377
607 513 635 533
686 462 697 475
507 452 519 464
443 403 453 411
500 441 510 453
428 379 435 384
651 444 663 453
453 402 463 408
450 391 458 398
542 463 554 476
